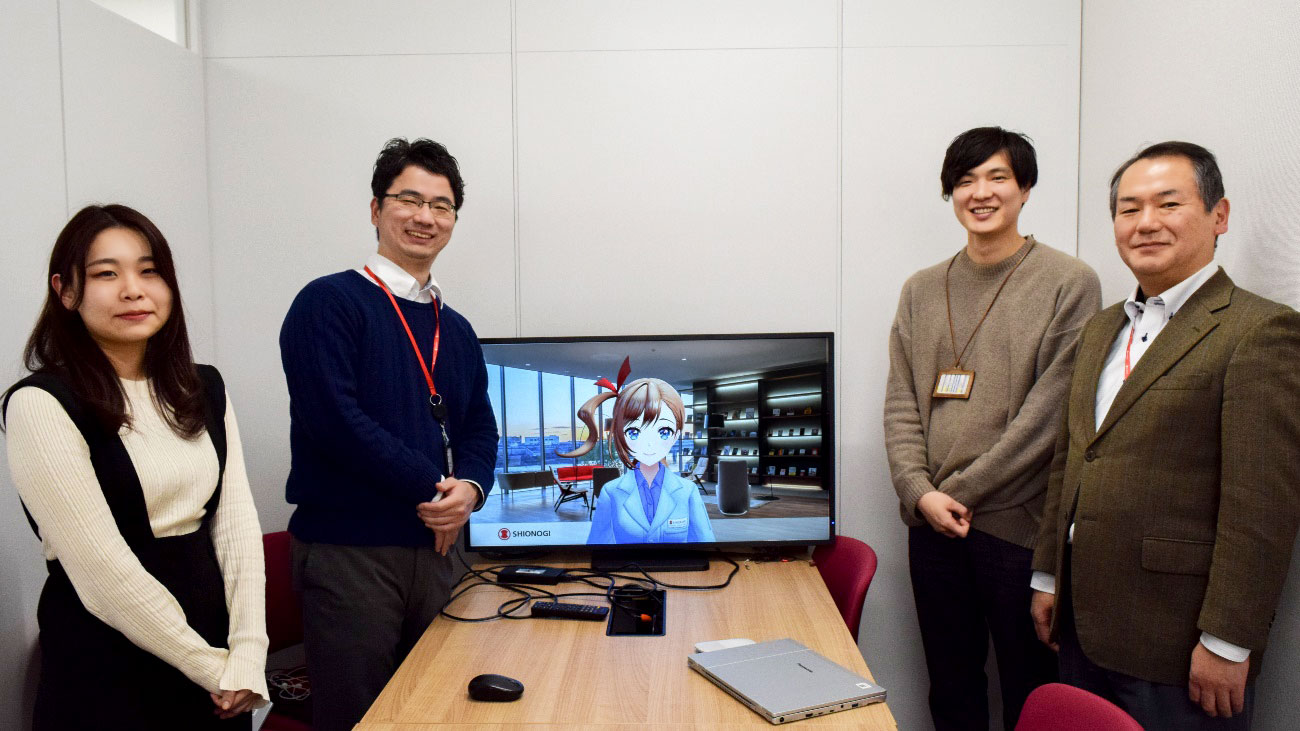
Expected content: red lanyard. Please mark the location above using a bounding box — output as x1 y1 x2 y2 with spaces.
364 266 441 399
365 266 455 479
1123 322 1137 380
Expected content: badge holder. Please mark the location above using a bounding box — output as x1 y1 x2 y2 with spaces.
932 369 974 399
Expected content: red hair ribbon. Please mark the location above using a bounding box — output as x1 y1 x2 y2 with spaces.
594 356 633 393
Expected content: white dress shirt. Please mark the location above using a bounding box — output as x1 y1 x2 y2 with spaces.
355 252 443 305
356 253 486 507
1032 260 1248 662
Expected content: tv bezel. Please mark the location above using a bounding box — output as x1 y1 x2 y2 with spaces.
470 331 836 554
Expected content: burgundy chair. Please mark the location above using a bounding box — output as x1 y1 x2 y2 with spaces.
811 535 878 642
1015 683 1143 731
261 531 311 731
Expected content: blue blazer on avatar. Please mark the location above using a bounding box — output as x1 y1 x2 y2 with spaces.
587 469 716 544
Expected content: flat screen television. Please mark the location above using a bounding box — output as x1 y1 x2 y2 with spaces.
468 333 835 562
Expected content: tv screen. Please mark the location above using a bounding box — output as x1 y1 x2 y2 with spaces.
468 333 834 553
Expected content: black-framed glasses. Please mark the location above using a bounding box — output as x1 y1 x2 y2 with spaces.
382 193 457 220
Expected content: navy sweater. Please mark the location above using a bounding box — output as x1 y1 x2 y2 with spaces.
279 270 498 546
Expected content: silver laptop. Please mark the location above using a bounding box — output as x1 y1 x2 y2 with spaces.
687 638 886 724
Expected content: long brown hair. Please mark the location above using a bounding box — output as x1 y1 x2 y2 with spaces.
6 204 205 437
560 375 684 470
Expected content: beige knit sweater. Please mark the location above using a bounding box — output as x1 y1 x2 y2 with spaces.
884 237 1101 548
5 378 268 701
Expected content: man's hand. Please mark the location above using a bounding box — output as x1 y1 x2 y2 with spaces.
1188 642 1249 718
1030 590 1058 651
916 490 972 538
210 689 260 719
417 478 476 555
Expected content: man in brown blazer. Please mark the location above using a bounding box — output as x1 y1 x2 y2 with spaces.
1030 141 1300 729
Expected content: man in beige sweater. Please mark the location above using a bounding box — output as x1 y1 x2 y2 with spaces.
884 127 1100 729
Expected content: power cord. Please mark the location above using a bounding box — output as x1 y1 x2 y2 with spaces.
439 549 741 622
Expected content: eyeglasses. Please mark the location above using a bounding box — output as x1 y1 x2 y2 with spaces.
382 193 457 220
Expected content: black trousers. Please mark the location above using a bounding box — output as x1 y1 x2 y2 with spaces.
293 538 465 731
34 526 250 731
909 526 1057 730
1057 547 1254 730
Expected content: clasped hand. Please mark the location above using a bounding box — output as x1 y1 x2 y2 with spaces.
417 478 475 555
210 689 259 719
917 490 972 538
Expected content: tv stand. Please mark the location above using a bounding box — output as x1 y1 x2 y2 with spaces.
591 550 710 573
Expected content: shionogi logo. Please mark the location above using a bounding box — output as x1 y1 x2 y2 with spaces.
497 528 552 539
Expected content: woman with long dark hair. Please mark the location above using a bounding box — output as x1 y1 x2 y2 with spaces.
3 204 267 729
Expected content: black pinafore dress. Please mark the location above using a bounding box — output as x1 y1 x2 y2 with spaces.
4 366 251 731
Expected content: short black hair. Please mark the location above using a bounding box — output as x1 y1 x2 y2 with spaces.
1108 141 1224 217
371 137 465 211
940 127 1038 200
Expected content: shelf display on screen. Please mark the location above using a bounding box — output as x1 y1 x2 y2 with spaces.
469 333 835 553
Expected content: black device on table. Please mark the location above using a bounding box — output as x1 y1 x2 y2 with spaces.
531 601 609 620
606 587 666 636
467 673 524 702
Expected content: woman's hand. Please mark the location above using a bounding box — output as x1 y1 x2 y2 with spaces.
210 689 260 719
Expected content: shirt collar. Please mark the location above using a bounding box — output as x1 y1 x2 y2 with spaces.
632 463 667 491
361 253 442 305
1123 259 1218 322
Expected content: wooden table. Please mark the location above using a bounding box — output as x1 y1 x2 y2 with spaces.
356 556 896 729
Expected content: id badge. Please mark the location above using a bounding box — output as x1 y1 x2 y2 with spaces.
932 369 974 399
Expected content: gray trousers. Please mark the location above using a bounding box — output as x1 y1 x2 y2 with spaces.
291 538 465 731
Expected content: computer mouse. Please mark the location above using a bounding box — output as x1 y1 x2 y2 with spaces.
467 673 524 702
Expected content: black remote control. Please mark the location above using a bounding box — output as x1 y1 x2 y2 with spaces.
531 601 609 621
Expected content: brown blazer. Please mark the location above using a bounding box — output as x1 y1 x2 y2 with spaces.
1033 268 1300 685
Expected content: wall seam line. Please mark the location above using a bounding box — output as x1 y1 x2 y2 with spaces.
56 0 70 216
196 4 220 366
835 0 844 531
1075 0 1084 259
510 0 522 337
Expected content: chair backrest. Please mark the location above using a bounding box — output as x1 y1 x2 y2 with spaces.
591 467 621 500
690 458 709 477
715 459 750 515
811 535 877 643
263 531 303 653
1015 683 1143 731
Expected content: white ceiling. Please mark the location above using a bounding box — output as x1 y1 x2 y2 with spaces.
481 334 830 388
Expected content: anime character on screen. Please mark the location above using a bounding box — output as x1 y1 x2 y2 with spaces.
559 358 716 544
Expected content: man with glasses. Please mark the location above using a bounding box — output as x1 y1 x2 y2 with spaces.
280 137 499 731
884 127 1100 729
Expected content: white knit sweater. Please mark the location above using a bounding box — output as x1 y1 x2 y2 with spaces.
5 378 268 701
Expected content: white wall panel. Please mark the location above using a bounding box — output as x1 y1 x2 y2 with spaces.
844 0 1078 47
516 0 838 52
515 48 839 336
839 40 1080 729
1079 3 1300 724
202 0 510 58
205 53 515 531
60 0 215 360
0 5 68 728
1079 0 1300 306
